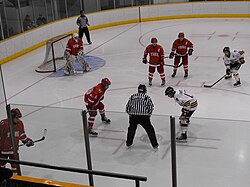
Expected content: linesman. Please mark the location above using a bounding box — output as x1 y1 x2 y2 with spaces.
125 84 159 151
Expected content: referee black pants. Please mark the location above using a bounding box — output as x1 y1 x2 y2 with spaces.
78 27 91 43
126 115 158 148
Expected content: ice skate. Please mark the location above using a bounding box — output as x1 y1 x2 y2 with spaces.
233 80 241 87
176 132 187 142
101 116 111 124
171 72 176 78
88 129 98 137
161 79 165 86
149 80 152 86
184 72 188 78
153 144 159 152
64 70 70 76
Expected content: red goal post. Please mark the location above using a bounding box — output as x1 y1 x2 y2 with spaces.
36 33 73 73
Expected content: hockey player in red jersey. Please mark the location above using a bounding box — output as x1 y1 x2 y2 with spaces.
0 108 34 174
64 33 90 75
84 78 111 136
143 38 165 86
169 32 193 78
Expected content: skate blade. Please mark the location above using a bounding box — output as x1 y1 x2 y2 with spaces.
176 139 188 143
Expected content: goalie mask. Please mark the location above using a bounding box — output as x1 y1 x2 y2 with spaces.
101 78 111 90
165 87 175 98
138 84 147 94
73 33 79 42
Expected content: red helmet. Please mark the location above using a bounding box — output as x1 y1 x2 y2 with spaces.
11 108 22 119
101 78 111 86
178 32 185 38
151 38 157 44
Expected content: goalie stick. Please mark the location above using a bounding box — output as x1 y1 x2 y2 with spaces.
203 75 226 88
19 129 47 147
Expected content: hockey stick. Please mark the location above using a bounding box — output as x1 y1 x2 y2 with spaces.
164 62 183 68
19 129 47 147
203 75 226 88
164 53 187 59
164 53 187 67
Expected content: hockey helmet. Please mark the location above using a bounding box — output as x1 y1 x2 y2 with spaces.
73 33 79 41
11 108 22 119
223 47 230 57
151 38 158 44
101 78 111 89
165 87 175 98
138 84 147 94
223 47 230 53
178 32 185 38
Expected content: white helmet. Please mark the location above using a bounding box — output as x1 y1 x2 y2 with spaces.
73 33 78 41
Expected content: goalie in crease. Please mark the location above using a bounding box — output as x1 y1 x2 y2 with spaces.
64 33 90 75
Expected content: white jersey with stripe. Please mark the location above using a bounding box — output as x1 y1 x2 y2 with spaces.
223 50 243 67
174 90 198 111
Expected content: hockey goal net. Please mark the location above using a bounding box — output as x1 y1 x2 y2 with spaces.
36 34 73 73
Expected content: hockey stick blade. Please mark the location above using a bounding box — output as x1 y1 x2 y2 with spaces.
19 129 47 147
203 75 226 88
203 84 213 88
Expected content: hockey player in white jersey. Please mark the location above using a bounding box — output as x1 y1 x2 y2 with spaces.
223 47 245 87
165 87 198 141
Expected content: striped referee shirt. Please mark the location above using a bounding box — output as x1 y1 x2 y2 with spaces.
126 93 154 116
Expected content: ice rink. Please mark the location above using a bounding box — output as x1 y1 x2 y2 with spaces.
2 18 250 187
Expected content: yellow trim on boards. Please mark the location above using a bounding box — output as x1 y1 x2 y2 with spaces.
11 175 92 187
0 13 249 65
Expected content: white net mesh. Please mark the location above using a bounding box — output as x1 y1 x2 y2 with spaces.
36 34 72 73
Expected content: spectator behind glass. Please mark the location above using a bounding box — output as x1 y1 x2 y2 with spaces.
23 14 36 31
36 13 47 26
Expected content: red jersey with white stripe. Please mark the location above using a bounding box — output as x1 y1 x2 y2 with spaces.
84 83 106 107
0 119 28 151
144 44 164 65
171 38 193 55
65 38 83 56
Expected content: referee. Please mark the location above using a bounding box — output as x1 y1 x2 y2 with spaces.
76 10 92 44
125 84 159 151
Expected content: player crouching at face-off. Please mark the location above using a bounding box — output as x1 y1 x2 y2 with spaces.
165 87 198 142
222 46 245 87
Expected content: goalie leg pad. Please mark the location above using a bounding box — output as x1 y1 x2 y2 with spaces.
77 55 90 72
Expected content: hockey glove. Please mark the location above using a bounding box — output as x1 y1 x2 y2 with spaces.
188 49 193 56
169 52 175 59
239 50 245 55
142 58 148 64
78 50 84 57
239 57 245 64
226 68 231 75
23 138 34 147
